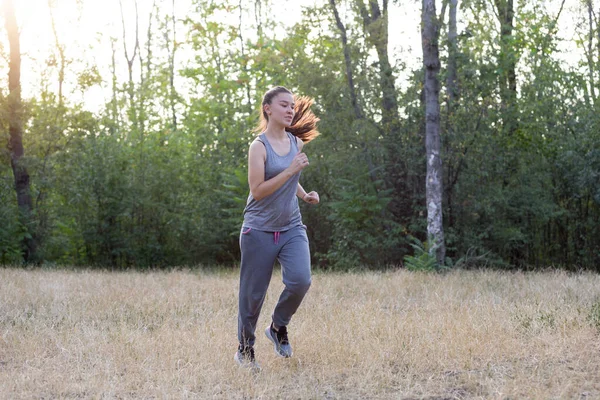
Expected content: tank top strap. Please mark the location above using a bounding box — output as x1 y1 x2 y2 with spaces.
287 132 299 153
258 133 275 158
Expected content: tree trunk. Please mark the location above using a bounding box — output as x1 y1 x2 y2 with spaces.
169 0 178 130
238 0 253 116
146 1 155 87
446 0 458 104
4 0 36 262
494 0 517 136
422 0 446 264
586 0 596 102
48 0 65 107
137 3 147 137
596 6 600 74
444 0 459 231
330 0 363 120
330 0 379 183
110 37 120 134
119 0 140 136
254 0 263 38
357 0 400 136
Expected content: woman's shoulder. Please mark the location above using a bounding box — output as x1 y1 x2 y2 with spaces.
291 134 304 151
250 134 266 147
249 137 267 157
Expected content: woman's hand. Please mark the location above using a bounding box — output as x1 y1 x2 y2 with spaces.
303 191 320 204
288 152 309 175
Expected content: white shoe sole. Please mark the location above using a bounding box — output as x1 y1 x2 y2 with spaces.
234 351 261 371
265 327 293 358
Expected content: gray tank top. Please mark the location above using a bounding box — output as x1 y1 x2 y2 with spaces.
242 132 302 232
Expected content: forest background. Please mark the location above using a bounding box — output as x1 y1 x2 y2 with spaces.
1 0 598 271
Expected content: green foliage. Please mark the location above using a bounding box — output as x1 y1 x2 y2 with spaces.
215 169 249 237
0 207 25 264
77 66 102 90
323 176 406 269
403 236 441 272
1 0 599 270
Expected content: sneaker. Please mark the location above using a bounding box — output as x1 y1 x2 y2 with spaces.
234 345 260 371
265 323 293 358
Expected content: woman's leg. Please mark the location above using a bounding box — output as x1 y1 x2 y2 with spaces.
238 228 279 347
272 225 312 328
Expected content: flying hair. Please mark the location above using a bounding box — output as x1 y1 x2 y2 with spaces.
254 86 320 143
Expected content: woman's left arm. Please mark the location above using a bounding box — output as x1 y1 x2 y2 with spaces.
297 184 308 201
295 137 319 204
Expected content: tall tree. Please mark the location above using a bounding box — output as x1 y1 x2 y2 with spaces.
446 0 459 105
443 0 460 229
329 0 380 183
166 0 178 130
585 0 596 103
356 0 400 136
119 0 141 136
329 0 363 120
109 36 122 134
494 0 517 135
48 0 66 107
3 0 36 262
421 0 445 264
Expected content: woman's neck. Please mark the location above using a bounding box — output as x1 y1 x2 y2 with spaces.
263 123 287 141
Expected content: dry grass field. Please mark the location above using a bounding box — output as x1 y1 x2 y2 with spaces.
1 267 599 399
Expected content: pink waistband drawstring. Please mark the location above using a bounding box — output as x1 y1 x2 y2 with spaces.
274 231 280 245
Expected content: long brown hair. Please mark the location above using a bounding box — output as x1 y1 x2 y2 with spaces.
254 86 320 143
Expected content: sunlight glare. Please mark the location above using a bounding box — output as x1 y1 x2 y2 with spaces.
14 0 125 109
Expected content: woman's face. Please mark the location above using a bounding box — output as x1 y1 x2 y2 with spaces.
265 92 295 127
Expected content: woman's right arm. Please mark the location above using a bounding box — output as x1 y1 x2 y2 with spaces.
248 140 308 201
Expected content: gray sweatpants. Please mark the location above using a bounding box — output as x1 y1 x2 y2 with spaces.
237 224 312 347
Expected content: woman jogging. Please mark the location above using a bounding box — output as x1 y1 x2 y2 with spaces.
235 86 320 369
